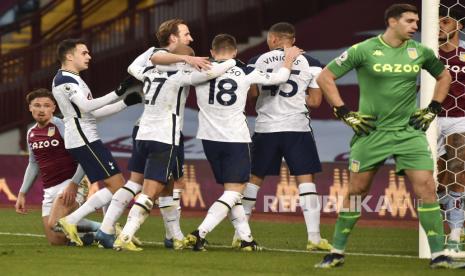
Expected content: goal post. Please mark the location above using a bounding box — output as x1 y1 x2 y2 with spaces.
419 0 440 259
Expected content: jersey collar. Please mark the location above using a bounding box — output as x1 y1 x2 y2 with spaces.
59 69 80 76
377 34 408 49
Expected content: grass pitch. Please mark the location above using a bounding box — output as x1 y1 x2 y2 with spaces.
0 209 460 275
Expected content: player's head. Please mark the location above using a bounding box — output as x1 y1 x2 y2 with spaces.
210 34 237 59
26 88 56 126
156 18 193 48
172 44 195 56
384 4 419 40
267 22 295 50
439 5 464 43
57 38 91 72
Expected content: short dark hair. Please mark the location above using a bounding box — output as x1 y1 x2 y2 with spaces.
56 38 86 64
156 18 186 47
439 5 465 26
26 88 56 105
268 22 295 39
211 34 236 52
384 4 418 27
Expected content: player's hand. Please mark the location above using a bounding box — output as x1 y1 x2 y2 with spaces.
409 101 442 131
15 193 27 214
284 46 304 62
115 76 139 96
184 56 211 71
333 105 377 136
123 92 142 106
61 182 78 206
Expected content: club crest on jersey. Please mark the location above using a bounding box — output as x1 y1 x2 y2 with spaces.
47 126 55 137
407 48 418 59
350 160 360 172
460 52 465 62
64 84 71 91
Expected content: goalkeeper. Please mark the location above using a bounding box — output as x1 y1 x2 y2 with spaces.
314 3 462 269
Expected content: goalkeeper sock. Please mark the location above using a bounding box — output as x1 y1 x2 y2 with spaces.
418 202 445 257
331 211 361 252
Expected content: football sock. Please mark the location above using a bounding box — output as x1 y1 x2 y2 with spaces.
418 202 445 258
99 181 141 234
66 188 113 225
299 182 321 244
331 211 361 253
159 196 175 240
198 191 241 238
121 194 153 239
229 202 253 242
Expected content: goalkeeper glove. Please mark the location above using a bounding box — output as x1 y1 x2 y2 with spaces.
408 100 442 131
123 92 142 106
333 105 377 136
115 76 138 96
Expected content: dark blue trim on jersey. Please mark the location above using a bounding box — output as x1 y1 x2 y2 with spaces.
74 118 90 145
143 66 154 73
71 102 82 118
302 52 322 67
175 87 183 116
171 114 176 145
167 71 178 77
247 54 260 65
53 70 79 87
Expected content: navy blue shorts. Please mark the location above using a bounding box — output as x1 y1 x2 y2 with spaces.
251 131 321 176
127 126 145 174
202 140 251 184
68 140 121 183
172 132 185 180
136 140 179 184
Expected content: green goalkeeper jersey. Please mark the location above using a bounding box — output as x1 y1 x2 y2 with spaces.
327 35 445 129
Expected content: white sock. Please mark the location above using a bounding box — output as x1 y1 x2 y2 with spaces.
99 181 142 234
77 219 101 232
173 189 183 235
450 228 463 242
233 183 259 240
198 191 241 238
229 203 253 242
121 194 153 240
160 205 184 240
299 183 321 244
66 188 113 224
159 196 174 240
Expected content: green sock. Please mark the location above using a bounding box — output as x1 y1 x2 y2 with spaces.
418 202 445 254
332 211 361 251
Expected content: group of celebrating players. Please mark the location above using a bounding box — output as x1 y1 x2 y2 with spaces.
14 3 465 269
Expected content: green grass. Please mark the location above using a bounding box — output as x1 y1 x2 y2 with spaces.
0 209 460 275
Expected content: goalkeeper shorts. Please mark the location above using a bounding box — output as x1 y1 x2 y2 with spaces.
349 126 433 175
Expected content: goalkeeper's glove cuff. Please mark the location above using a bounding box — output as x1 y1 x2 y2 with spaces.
333 105 350 119
428 100 442 115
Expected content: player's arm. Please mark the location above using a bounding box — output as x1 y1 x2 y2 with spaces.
250 46 302 85
182 59 236 85
151 51 211 71
247 84 259 108
90 92 141 118
409 48 452 131
15 141 39 214
306 87 322 108
128 47 155 81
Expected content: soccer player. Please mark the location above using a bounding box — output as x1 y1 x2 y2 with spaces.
52 38 142 246
314 4 463 269
240 22 330 251
15 88 99 245
113 44 237 251
437 6 465 252
184 34 302 251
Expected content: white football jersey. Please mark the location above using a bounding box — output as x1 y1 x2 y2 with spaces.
52 70 112 149
135 60 236 145
195 62 291 142
249 49 322 133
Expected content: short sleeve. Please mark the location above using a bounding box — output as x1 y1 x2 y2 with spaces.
422 46 445 78
326 44 364 78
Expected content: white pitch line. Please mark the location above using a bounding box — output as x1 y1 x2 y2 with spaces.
0 232 420 259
